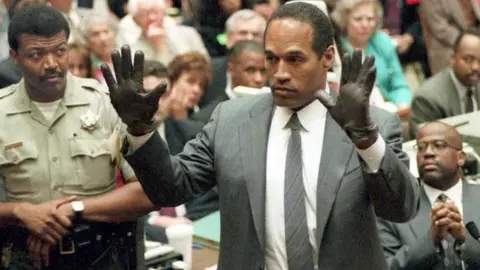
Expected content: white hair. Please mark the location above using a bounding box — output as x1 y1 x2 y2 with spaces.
330 0 384 33
225 9 266 34
128 0 165 16
80 12 118 38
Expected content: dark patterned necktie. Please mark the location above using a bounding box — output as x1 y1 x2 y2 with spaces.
466 87 474 113
284 113 314 270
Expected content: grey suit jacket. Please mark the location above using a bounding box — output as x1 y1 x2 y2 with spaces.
125 94 419 270
408 68 480 139
420 0 480 74
377 182 480 269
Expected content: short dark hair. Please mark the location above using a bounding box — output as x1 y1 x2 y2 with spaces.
266 2 334 56
453 28 480 52
227 40 265 63
8 4 70 52
144 60 169 78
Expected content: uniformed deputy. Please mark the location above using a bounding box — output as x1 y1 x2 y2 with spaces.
0 5 139 269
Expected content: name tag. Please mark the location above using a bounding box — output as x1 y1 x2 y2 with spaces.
4 142 23 151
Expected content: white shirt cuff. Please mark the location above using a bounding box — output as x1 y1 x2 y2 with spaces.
147 211 160 225
126 132 154 153
356 136 386 173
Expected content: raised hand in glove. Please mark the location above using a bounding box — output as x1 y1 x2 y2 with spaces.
316 50 378 149
101 45 166 136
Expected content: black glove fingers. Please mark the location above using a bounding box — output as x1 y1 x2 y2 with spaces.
340 53 351 86
121 45 133 80
132 51 145 84
111 50 124 85
349 50 362 82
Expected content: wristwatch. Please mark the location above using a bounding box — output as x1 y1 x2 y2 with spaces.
71 201 85 220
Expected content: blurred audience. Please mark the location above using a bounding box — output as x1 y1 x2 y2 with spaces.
409 29 480 139
200 9 266 107
117 0 209 65
108 0 129 20
420 0 480 75
188 0 251 56
0 1 8 61
67 43 93 78
81 12 118 83
0 0 46 89
332 0 412 112
382 0 430 78
251 0 283 20
47 0 86 44
167 52 212 122
141 60 219 243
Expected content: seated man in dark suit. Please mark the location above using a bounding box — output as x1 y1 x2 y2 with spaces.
409 29 480 139
193 40 268 123
142 60 219 243
199 9 266 107
377 121 480 269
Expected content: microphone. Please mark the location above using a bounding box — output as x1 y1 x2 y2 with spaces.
466 221 480 243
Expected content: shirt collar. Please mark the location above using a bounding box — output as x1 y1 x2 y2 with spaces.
449 69 475 101
423 179 463 209
225 73 237 100
273 86 330 133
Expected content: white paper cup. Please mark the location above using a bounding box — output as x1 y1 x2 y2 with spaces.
166 223 194 270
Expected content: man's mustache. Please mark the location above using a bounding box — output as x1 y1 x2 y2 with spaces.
39 70 66 81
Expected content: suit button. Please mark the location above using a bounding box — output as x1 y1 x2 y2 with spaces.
52 157 58 162
49 129 54 134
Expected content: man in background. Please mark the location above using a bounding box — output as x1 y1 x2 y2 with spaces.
194 40 267 122
409 29 480 138
377 121 480 269
200 9 266 107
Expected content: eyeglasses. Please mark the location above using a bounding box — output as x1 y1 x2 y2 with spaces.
413 140 461 153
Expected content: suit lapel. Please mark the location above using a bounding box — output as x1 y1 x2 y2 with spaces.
239 94 274 250
409 185 432 238
315 114 354 249
444 71 463 116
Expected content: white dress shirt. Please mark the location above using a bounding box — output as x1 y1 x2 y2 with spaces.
224 74 238 100
450 70 478 113
264 99 386 270
423 180 463 216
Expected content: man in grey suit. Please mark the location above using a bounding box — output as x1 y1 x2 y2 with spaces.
45 3 419 270
409 29 480 139
377 121 480 269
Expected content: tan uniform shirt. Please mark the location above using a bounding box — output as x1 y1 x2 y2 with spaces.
0 74 135 204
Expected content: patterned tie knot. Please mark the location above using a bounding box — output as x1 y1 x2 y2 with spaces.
437 193 449 203
286 113 304 131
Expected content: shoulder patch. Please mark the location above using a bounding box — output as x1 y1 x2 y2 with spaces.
0 86 16 99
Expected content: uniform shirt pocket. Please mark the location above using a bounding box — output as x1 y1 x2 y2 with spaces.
68 138 115 191
0 142 39 194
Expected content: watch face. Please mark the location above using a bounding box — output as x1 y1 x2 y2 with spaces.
72 201 84 212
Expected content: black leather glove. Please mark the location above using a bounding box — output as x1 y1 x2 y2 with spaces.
101 45 166 136
316 50 379 149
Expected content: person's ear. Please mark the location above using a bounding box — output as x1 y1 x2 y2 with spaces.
9 49 19 65
321 45 335 70
457 150 466 167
